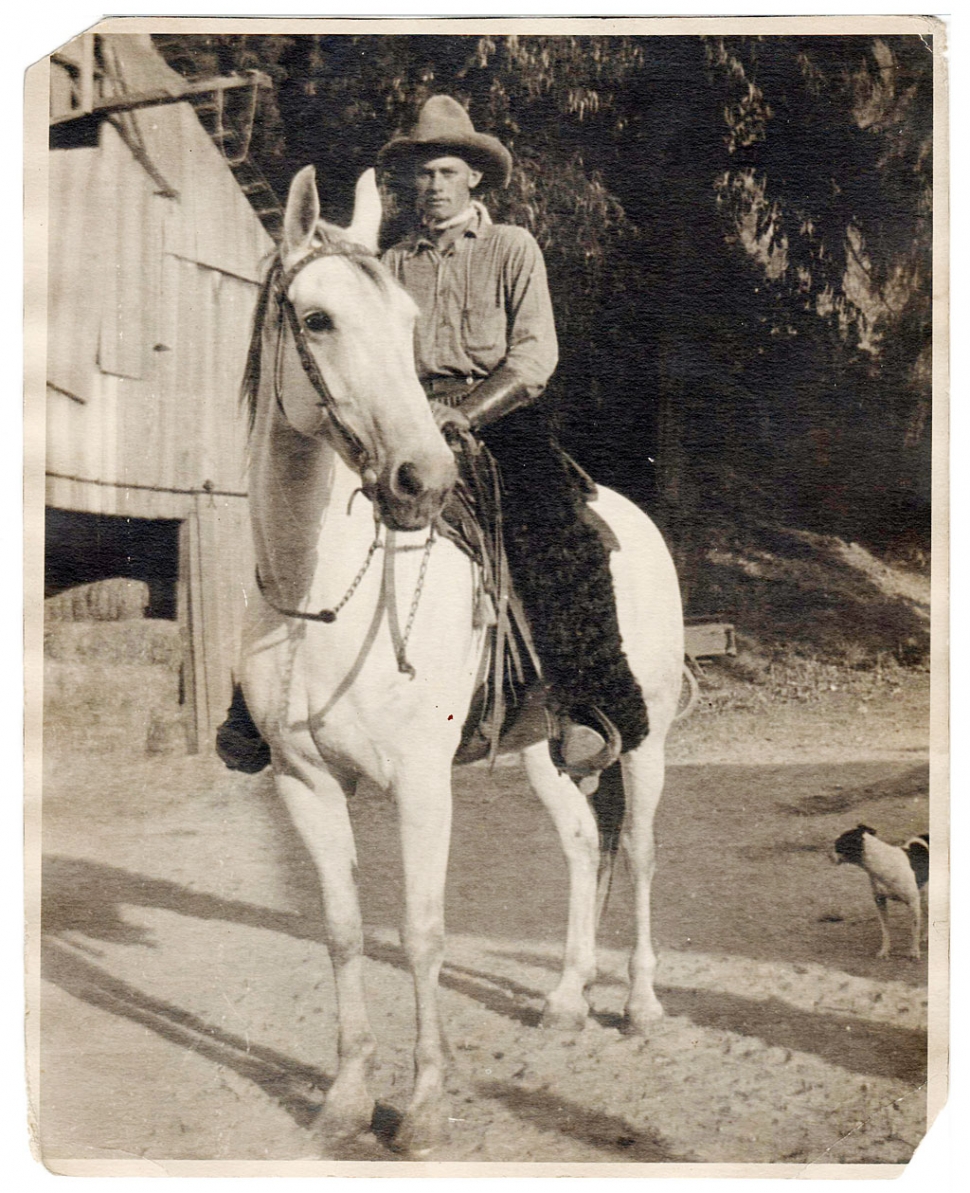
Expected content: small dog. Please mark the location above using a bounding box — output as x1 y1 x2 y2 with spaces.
834 824 929 960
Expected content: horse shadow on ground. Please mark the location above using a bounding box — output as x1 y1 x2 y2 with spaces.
42 853 323 948
772 762 928 819
41 853 925 1158
41 931 409 1154
43 854 927 1089
41 934 329 1131
41 855 683 1159
41 855 407 1151
493 948 926 1088
475 1080 691 1163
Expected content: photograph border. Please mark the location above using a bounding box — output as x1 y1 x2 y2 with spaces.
23 11 950 1179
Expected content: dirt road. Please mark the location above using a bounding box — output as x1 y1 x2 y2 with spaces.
36 665 931 1170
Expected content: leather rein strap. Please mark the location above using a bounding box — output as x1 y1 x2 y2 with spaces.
272 239 376 472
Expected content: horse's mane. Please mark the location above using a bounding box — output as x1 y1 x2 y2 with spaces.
241 254 281 435
241 227 389 437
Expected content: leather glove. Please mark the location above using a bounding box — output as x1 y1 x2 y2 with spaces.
429 399 470 434
456 365 534 430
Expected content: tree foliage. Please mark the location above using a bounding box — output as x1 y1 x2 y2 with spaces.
156 33 934 556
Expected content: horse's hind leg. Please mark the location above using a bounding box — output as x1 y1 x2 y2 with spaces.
392 761 454 1156
620 735 668 1032
523 745 599 1031
273 753 377 1147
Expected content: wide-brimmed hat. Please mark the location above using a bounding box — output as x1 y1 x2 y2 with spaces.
377 95 513 191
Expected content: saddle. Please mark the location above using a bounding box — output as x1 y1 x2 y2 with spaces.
216 432 621 777
437 430 619 767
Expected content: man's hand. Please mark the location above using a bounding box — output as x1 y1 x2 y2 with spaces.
429 400 471 435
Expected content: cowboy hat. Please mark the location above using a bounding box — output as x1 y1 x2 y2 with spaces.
377 95 513 191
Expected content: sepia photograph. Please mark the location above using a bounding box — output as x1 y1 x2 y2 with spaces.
25 14 946 1175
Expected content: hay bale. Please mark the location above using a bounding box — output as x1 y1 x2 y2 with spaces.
44 657 183 756
45 578 149 623
145 707 187 755
44 620 182 668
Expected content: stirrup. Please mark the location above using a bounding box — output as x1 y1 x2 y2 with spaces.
550 705 622 783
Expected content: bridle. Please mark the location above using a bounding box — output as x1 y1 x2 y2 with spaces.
257 236 438 672
271 237 377 484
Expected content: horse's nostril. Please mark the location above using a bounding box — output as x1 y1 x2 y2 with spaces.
396 461 425 498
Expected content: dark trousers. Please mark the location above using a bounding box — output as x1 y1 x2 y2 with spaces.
481 407 649 753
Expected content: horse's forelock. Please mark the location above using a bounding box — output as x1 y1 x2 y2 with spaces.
354 254 392 294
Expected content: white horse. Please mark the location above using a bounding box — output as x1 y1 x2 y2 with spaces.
240 165 685 1155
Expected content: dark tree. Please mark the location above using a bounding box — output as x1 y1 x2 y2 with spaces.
156 32 934 560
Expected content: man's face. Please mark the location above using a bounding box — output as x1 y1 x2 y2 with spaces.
414 155 482 224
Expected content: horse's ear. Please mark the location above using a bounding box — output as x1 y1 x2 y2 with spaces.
283 165 320 256
347 168 382 253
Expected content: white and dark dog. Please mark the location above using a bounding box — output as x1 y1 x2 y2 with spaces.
833 824 929 960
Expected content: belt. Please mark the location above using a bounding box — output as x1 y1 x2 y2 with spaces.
423 375 480 407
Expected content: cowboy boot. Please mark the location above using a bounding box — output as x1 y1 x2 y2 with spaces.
215 684 271 774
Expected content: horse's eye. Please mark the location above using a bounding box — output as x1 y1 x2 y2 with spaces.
304 311 333 334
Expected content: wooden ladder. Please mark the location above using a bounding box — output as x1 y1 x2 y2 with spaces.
152 36 285 243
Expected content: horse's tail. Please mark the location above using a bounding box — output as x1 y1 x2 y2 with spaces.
675 661 700 721
589 761 626 926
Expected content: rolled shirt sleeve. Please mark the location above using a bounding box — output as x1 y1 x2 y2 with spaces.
498 226 559 398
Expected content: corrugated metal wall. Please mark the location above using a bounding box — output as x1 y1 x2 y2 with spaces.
46 34 274 750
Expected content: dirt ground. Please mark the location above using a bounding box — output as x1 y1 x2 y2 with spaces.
35 647 932 1171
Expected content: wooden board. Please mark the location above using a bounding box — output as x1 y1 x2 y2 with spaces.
684 621 737 659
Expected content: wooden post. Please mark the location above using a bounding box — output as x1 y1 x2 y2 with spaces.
79 33 95 116
177 515 201 753
186 494 251 752
196 496 233 744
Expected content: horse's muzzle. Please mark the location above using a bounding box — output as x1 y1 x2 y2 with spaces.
376 452 457 531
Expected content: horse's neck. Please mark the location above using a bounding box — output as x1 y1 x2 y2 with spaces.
249 387 367 610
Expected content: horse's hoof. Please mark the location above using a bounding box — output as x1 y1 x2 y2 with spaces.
316 1126 382 1161
623 997 665 1036
541 1001 589 1033
392 1105 449 1157
316 1100 377 1155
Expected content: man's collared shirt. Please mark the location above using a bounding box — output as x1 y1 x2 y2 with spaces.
382 204 559 399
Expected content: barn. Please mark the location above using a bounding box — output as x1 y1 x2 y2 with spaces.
45 32 279 751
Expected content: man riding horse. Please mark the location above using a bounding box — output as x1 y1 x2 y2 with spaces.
218 95 648 780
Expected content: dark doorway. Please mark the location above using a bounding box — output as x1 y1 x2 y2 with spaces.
45 509 180 619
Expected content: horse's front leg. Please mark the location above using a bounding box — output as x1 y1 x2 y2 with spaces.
392 757 453 1156
273 752 377 1148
